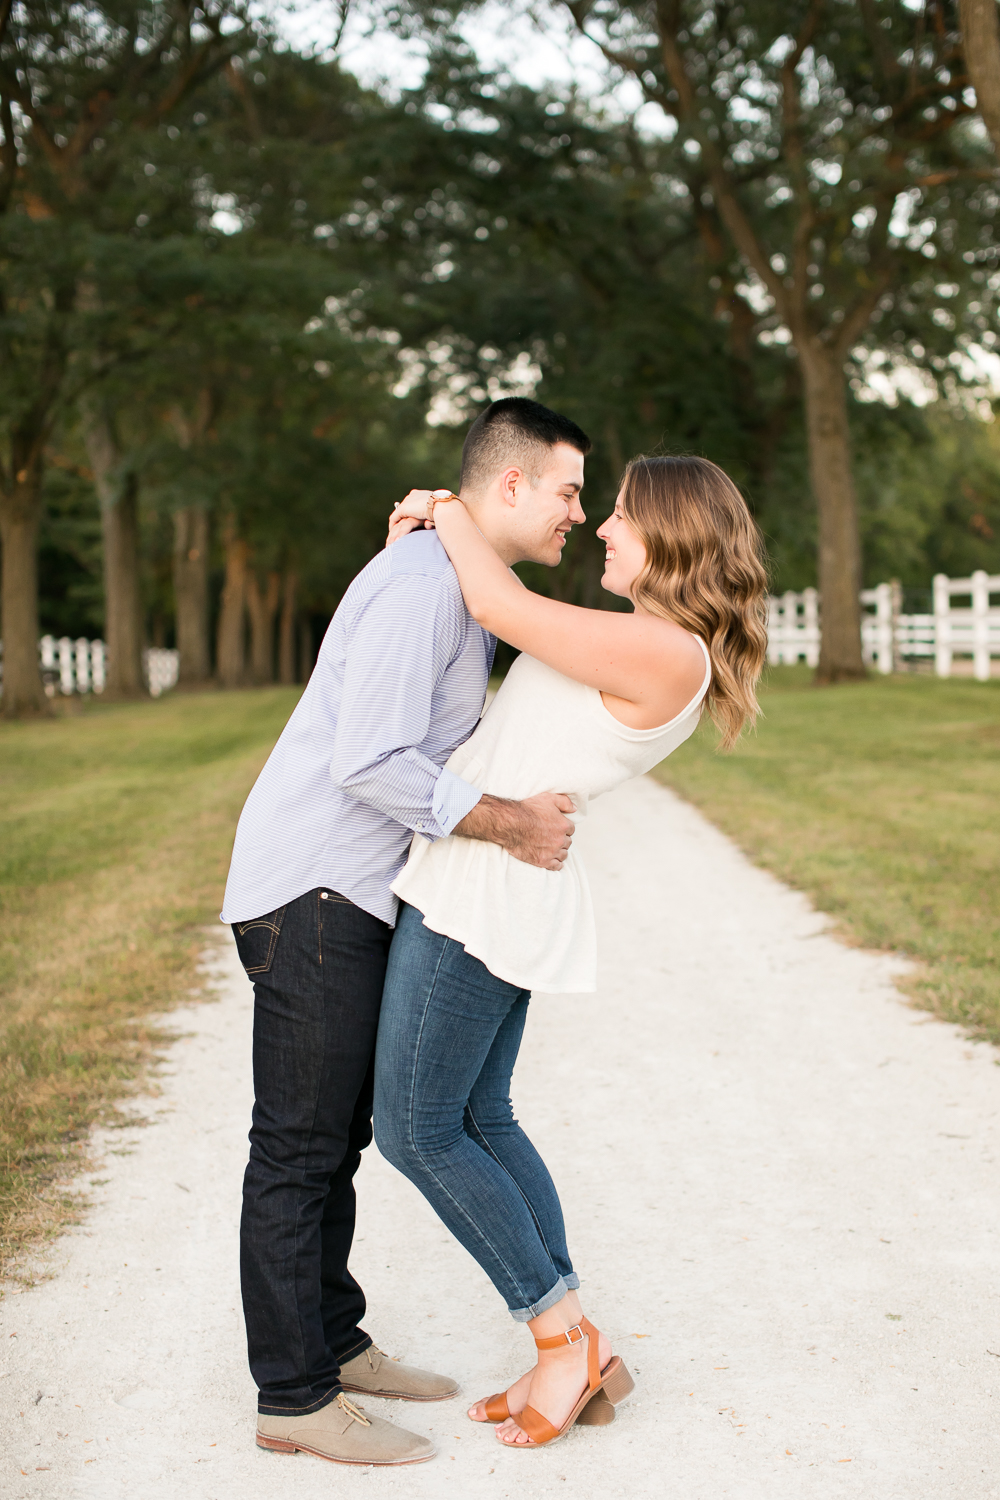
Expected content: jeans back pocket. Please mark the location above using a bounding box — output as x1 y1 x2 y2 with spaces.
233 905 287 976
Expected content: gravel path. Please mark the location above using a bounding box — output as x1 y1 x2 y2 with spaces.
2 775 998 1500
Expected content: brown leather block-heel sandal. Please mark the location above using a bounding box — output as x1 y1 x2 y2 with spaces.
477 1383 611 1428
576 1356 636 1425
481 1390 513 1422
504 1317 634 1448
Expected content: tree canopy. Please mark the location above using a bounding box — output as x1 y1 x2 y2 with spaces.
2 0 999 714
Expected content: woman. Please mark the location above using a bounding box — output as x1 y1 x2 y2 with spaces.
373 455 768 1448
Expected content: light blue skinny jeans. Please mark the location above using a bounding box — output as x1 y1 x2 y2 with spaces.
374 902 579 1321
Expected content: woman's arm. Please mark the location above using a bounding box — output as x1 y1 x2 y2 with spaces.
394 492 706 726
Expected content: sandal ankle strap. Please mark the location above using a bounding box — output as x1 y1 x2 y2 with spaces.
532 1316 602 1392
533 1323 586 1351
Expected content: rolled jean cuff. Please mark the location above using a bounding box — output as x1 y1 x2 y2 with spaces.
509 1275 572 1324
564 1272 580 1292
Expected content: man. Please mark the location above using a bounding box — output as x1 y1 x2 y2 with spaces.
221 397 591 1467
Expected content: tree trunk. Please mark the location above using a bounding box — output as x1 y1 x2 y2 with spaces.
83 408 145 697
101 472 144 696
0 476 49 717
172 507 211 683
960 0 1000 157
278 570 298 684
246 568 280 685
216 514 248 688
798 344 866 682
299 617 314 683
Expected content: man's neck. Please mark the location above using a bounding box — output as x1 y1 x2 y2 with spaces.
458 491 521 567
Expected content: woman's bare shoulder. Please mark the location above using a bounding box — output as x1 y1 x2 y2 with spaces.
597 614 708 730
636 613 707 675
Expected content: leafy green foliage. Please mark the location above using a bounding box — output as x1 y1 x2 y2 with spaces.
5 1 1000 655
380 3 1000 598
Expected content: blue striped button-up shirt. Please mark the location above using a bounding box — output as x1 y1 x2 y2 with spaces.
221 529 495 927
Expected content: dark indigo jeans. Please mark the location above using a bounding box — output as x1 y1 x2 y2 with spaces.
374 902 578 1321
233 887 392 1416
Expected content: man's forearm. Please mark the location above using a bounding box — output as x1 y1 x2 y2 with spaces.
453 791 576 872
336 756 481 841
453 794 529 848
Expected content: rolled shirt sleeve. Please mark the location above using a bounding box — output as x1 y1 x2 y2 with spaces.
330 573 484 839
431 764 484 836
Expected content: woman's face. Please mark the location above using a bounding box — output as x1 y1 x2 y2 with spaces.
596 490 648 600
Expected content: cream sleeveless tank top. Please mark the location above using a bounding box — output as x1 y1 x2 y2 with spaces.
391 637 712 994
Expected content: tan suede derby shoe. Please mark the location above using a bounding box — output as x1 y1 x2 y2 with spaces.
256 1391 435 1466
339 1344 459 1402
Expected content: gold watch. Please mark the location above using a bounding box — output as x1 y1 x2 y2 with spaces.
427 488 461 523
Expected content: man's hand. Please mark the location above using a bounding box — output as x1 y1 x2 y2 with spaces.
503 793 577 870
453 792 576 872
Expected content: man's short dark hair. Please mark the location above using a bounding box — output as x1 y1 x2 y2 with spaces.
460 398 591 495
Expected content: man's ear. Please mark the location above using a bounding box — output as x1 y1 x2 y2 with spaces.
498 466 524 507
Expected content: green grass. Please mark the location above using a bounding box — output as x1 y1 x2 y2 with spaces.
654 667 1000 1040
3 670 997 1272
0 687 300 1274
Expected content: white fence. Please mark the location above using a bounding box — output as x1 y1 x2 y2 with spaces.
0 637 179 698
143 647 180 698
767 571 1000 679
3 575 997 695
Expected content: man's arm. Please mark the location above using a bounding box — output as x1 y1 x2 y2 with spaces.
331 574 481 838
455 793 576 873
330 574 575 869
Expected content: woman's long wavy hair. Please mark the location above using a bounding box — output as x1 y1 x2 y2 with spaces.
619 455 769 749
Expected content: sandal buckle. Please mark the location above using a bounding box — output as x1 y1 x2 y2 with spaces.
563 1324 585 1345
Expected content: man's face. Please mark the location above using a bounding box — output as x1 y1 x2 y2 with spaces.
507 442 586 567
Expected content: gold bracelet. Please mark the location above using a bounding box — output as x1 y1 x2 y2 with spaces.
427 489 461 523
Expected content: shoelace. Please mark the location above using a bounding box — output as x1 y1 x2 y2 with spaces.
365 1346 401 1369
336 1392 371 1427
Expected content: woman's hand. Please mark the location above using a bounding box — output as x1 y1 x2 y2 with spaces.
385 513 424 548
392 489 437 523
385 488 465 547
385 490 441 548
